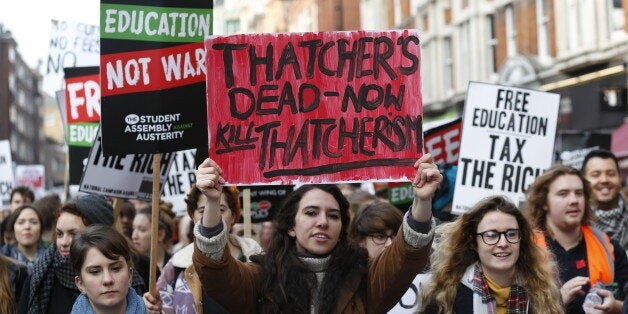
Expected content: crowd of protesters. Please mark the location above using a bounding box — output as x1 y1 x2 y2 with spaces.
0 148 626 313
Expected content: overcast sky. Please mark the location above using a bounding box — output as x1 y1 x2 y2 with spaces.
0 0 100 71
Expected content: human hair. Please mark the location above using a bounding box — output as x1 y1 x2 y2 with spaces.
9 204 43 244
184 183 203 219
525 165 594 233
346 189 377 218
185 184 241 226
32 194 61 232
10 186 35 203
422 196 562 314
348 201 402 244
70 224 133 275
222 186 241 226
56 203 91 226
256 184 363 312
581 149 620 173
138 200 176 244
0 255 17 314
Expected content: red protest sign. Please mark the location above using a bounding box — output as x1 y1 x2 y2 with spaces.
65 73 101 124
423 118 462 165
206 30 423 185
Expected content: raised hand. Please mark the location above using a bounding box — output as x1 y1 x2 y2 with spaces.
195 158 226 228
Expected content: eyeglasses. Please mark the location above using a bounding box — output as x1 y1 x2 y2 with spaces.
475 229 521 245
369 233 396 245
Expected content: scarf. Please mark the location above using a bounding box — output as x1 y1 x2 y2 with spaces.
471 264 528 314
595 197 626 243
27 243 147 313
28 243 78 314
70 286 147 314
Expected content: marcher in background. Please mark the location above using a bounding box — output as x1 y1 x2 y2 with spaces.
118 200 135 239
581 149 628 250
0 255 28 314
18 194 146 314
192 154 438 313
9 186 35 213
70 224 147 314
421 196 562 314
32 194 61 246
527 165 628 314
132 201 175 271
143 183 263 314
348 201 403 259
2 186 35 241
346 189 377 222
0 204 46 268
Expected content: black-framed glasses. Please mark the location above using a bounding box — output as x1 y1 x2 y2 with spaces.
475 229 521 245
369 233 396 245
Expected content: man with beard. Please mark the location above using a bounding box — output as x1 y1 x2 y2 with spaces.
582 149 627 251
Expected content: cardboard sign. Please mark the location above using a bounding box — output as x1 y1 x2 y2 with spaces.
206 30 423 185
80 129 175 200
43 20 99 96
238 185 294 223
99 0 213 156
0 141 14 208
64 67 100 184
14 165 45 199
452 82 559 214
161 149 197 216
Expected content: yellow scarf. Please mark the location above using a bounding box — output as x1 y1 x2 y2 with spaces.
485 274 510 314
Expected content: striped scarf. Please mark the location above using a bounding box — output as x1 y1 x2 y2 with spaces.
471 264 528 314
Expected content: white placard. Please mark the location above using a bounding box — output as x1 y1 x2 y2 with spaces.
452 82 560 214
14 164 45 199
161 149 197 217
79 129 175 200
42 20 99 96
0 140 15 208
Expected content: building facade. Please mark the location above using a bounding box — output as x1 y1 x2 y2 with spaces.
0 25 65 189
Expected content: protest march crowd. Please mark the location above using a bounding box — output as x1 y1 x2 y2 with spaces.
0 148 626 314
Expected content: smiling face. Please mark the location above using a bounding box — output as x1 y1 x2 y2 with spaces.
544 174 585 232
75 247 132 311
289 189 343 255
56 212 87 257
476 210 520 282
584 157 622 209
13 207 41 249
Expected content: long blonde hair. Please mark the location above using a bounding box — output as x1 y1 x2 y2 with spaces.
421 196 562 314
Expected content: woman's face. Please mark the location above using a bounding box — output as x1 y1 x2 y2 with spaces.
289 189 342 255
56 212 87 257
360 228 395 259
14 208 41 248
131 214 151 255
75 247 132 311
475 211 520 280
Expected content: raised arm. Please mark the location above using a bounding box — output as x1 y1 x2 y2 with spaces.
410 153 442 222
194 158 226 228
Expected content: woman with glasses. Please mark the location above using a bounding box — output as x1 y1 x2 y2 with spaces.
526 165 628 314
420 196 562 314
348 201 402 259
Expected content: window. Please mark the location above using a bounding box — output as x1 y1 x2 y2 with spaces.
505 4 517 57
225 19 240 35
443 37 453 91
536 0 550 61
487 14 498 74
566 0 581 50
608 0 625 40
